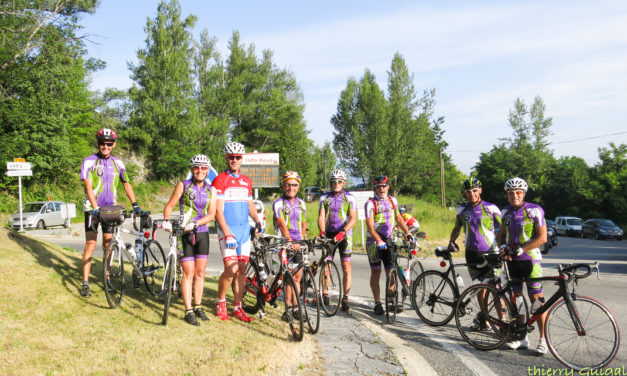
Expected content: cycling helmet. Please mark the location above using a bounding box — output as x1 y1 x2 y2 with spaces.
399 205 407 214
281 170 301 183
373 175 389 185
189 154 211 168
96 128 117 141
462 178 482 191
329 169 347 181
504 177 528 192
224 142 245 155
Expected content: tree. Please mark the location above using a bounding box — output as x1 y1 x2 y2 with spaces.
127 0 200 180
311 142 336 190
592 143 627 224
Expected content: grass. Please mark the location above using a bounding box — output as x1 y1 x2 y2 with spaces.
263 194 458 252
0 224 323 376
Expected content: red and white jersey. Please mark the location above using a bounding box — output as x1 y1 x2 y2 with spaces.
213 170 253 228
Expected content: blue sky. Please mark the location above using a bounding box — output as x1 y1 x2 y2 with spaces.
81 0 627 175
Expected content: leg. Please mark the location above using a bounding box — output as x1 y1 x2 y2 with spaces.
193 257 208 306
82 232 97 282
341 261 352 297
233 260 248 305
181 260 195 310
370 267 382 303
218 259 238 300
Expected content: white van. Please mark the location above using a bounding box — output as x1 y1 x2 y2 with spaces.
554 216 583 237
8 201 76 230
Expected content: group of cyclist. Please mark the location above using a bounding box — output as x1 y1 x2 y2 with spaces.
79 128 548 352
448 177 548 354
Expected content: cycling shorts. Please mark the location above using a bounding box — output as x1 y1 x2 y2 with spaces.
84 212 114 235
507 258 543 295
366 242 393 271
180 232 210 263
465 250 496 282
218 225 251 263
325 231 352 262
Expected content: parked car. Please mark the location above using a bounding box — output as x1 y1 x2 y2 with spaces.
541 225 557 254
546 219 558 247
304 186 322 203
582 219 624 240
248 199 266 233
554 216 583 237
8 201 76 230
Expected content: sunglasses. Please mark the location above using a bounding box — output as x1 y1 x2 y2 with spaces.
192 166 209 171
227 155 242 161
330 179 344 184
98 142 114 147
508 190 525 196
283 183 299 188
464 188 480 194
375 184 389 189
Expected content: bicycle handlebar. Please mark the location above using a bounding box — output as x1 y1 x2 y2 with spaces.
558 262 599 280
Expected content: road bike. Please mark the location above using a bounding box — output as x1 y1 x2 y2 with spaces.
153 219 186 325
309 237 343 316
392 229 429 284
242 232 305 341
289 239 321 334
102 209 165 308
455 254 620 371
411 245 500 326
383 238 418 324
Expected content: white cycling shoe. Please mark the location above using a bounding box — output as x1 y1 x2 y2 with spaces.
536 338 548 354
505 335 529 350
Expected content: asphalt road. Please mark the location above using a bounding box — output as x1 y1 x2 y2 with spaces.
33 225 627 375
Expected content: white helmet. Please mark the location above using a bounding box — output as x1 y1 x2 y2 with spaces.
329 169 347 181
224 142 245 155
189 154 211 168
504 177 528 192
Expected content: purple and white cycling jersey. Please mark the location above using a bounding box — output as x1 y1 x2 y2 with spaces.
80 153 129 211
455 201 501 253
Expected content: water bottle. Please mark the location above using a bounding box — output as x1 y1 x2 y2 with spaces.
127 242 137 262
456 273 465 289
515 295 525 313
134 238 143 264
311 260 319 276
403 268 410 286
531 299 542 314
258 261 267 281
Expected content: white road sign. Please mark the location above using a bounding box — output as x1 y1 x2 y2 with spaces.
6 170 33 177
7 162 32 170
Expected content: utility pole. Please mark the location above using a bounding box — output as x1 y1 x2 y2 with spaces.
439 148 446 207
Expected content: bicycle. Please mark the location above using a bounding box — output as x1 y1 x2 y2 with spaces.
383 238 418 324
392 229 429 283
455 254 620 371
308 237 343 317
242 231 305 341
153 219 187 325
289 239 322 334
102 208 166 308
411 245 499 326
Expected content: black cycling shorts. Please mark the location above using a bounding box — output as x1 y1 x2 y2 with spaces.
325 231 351 261
84 212 114 235
180 232 210 262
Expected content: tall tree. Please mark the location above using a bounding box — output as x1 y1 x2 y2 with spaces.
127 0 200 180
593 143 627 224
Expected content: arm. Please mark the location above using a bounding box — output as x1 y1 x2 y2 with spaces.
365 217 384 244
317 206 326 233
345 208 357 232
195 186 217 226
248 199 260 224
215 199 232 237
449 225 461 244
83 178 99 210
521 223 547 252
122 181 137 205
163 182 184 220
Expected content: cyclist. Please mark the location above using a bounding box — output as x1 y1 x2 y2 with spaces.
162 154 217 326
398 205 420 234
273 171 307 320
365 175 413 315
79 128 142 298
448 178 501 331
213 142 262 322
497 177 548 354
317 169 357 311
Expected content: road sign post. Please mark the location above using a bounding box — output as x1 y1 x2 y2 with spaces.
6 160 33 232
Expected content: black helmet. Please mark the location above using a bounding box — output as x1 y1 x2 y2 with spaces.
462 178 482 191
373 175 389 185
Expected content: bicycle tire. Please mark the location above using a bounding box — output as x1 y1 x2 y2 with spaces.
385 268 399 324
318 259 342 316
282 272 304 341
143 241 166 297
301 268 320 334
455 284 513 350
412 270 456 326
409 259 424 285
103 241 126 308
242 262 262 315
545 295 620 370
161 253 176 325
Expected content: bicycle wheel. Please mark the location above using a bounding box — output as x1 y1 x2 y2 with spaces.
455 284 513 350
318 259 342 316
545 296 620 370
281 272 304 341
385 268 399 324
409 259 424 283
143 241 165 297
412 271 456 326
242 262 262 315
301 268 320 334
161 253 176 325
103 241 126 308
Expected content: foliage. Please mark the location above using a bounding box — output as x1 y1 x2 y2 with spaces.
311 142 337 190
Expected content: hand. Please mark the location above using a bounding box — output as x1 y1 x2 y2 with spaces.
162 220 172 232
448 241 458 252
184 221 197 232
254 221 262 233
132 202 141 214
92 207 100 218
225 234 237 249
499 244 512 261
318 231 326 238
377 240 387 251
290 242 301 252
405 233 414 243
333 231 346 243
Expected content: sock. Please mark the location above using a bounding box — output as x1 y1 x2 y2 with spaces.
185 309 194 315
193 305 202 311
217 298 226 303
83 281 89 287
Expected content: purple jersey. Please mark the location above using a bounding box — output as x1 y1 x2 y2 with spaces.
455 201 501 252
319 190 356 233
273 196 306 241
80 153 129 211
365 195 399 246
179 180 211 233
501 202 546 261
